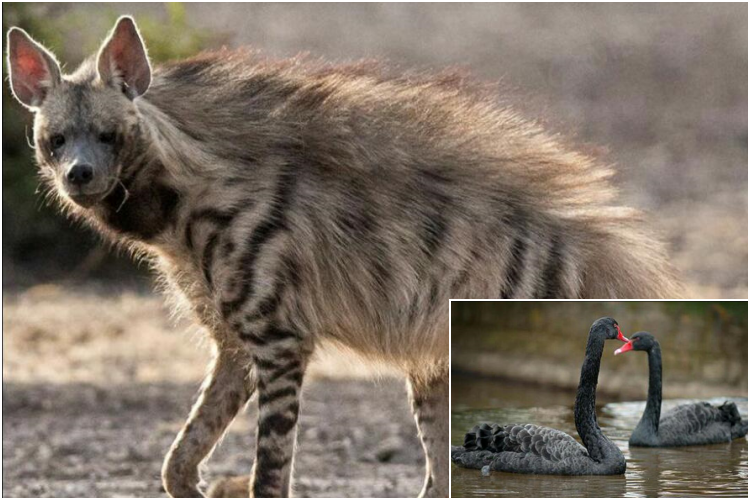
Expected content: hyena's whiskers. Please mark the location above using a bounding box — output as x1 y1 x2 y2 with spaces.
25 125 35 149
114 179 130 213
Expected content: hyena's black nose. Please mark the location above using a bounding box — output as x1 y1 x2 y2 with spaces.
66 164 94 186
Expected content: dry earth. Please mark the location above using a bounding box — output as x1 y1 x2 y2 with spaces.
2 286 425 497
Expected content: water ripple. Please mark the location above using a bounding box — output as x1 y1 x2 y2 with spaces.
452 395 747 497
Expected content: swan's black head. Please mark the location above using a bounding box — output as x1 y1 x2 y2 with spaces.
614 331 657 355
591 317 629 343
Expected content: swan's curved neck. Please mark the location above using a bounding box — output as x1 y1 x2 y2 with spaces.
638 343 662 435
574 331 618 462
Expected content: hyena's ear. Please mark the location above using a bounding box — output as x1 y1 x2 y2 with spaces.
6 27 62 110
96 16 151 99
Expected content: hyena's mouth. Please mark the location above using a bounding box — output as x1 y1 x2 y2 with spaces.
68 192 107 208
67 180 119 208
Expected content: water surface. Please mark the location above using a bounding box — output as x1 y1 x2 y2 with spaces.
451 374 748 497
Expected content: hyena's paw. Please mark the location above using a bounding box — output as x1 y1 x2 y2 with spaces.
162 460 204 498
206 475 250 498
162 478 204 498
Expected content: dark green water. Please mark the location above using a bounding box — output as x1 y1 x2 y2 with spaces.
451 374 748 497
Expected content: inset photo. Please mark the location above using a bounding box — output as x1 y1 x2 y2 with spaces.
451 301 748 497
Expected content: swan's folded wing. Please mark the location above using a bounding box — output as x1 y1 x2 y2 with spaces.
660 402 723 435
490 423 588 461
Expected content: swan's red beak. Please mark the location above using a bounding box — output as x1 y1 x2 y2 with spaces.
615 340 634 355
616 324 629 343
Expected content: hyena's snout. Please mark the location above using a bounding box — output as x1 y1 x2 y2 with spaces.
59 143 119 208
66 163 94 187
63 163 114 207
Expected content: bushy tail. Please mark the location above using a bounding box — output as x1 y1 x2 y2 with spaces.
577 212 684 299
719 401 748 439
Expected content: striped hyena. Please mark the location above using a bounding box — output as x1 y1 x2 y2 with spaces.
8 16 679 498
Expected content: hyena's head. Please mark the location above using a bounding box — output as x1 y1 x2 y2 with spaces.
7 17 151 208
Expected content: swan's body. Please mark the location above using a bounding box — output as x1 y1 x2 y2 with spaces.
452 422 619 475
451 317 628 475
616 332 748 447
631 401 747 447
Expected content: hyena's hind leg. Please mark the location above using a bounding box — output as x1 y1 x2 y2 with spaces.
162 347 256 498
408 365 449 498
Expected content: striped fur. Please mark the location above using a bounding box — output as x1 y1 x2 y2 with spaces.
8 16 681 499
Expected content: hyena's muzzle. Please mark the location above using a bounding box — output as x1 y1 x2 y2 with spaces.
54 133 121 208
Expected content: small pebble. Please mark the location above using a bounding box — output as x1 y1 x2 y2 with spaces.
481 465 491 476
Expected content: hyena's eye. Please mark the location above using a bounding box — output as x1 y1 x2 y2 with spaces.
98 131 117 145
50 134 65 150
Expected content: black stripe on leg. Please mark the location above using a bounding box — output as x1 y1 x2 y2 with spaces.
270 362 304 383
276 368 304 386
256 447 291 471
254 364 306 392
253 353 303 381
258 386 299 406
254 356 281 371
265 326 299 342
239 324 300 347
258 411 299 438
239 328 269 346
252 467 282 497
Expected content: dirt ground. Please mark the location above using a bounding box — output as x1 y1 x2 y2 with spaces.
2 286 425 497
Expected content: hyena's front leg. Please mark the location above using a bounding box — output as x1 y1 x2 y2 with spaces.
249 332 311 498
408 366 450 498
162 348 255 497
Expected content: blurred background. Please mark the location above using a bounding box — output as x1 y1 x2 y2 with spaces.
2 2 747 296
1 2 748 497
451 301 748 497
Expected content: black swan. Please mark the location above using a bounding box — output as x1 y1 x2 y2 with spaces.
451 317 628 475
615 331 748 447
